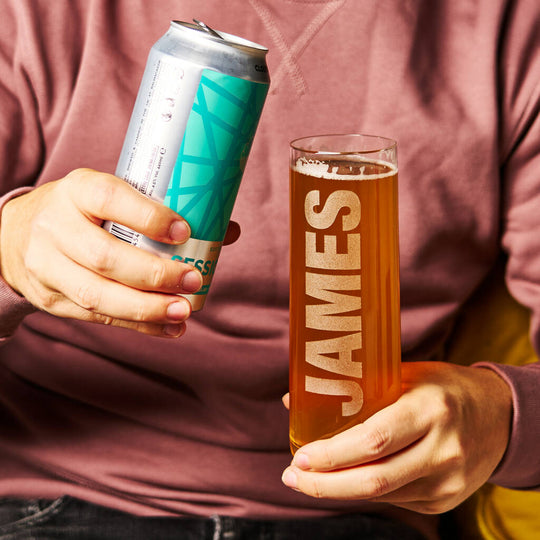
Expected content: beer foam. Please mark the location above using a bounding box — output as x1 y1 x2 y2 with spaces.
293 157 397 180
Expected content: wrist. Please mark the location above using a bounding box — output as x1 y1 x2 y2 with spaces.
0 187 33 294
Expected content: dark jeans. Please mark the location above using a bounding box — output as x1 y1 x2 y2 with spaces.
0 496 428 539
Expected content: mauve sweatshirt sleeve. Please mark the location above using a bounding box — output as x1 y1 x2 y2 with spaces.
0 3 45 338
0 190 37 341
474 0 540 489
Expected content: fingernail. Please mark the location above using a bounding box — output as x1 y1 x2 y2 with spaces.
169 220 190 243
167 301 190 321
281 468 298 490
293 452 310 470
163 323 184 337
181 270 202 293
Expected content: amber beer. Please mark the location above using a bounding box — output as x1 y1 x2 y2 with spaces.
289 134 401 453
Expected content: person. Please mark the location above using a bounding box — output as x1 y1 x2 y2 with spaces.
0 1 538 539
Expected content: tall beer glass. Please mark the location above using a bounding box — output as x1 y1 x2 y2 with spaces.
289 134 401 454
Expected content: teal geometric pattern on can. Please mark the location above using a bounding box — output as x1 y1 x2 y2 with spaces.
165 69 269 241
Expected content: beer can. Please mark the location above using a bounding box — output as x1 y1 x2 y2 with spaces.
104 20 270 310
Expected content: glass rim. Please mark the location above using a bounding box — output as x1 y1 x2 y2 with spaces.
290 133 397 155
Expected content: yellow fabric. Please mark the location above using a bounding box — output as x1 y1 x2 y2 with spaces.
443 257 540 539
475 485 540 540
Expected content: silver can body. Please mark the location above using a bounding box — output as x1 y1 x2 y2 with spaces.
104 21 270 310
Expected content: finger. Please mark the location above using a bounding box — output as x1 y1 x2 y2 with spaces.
223 220 241 245
35 252 193 324
283 440 429 501
56 215 202 294
282 393 290 409
65 169 191 244
293 394 429 472
39 293 187 338
109 318 187 338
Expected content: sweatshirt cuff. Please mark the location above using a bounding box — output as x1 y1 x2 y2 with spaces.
0 187 37 339
473 361 540 489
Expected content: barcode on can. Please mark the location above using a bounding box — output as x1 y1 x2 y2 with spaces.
110 223 140 245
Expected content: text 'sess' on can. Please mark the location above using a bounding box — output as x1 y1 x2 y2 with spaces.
104 20 270 310
289 134 402 454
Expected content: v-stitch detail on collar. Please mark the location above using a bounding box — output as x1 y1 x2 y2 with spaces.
248 0 345 96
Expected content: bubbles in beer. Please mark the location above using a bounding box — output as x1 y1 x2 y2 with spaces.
293 157 397 181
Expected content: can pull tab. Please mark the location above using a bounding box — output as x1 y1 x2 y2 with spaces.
193 19 224 40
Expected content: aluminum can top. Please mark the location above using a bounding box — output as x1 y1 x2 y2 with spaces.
154 20 270 84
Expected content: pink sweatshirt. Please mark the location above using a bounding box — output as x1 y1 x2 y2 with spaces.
0 0 539 537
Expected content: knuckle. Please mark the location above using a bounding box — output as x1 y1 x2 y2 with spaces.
429 495 460 514
74 283 102 312
88 238 116 274
438 434 466 470
364 427 390 457
30 211 54 237
446 442 466 469
35 288 62 311
417 501 448 515
311 477 325 499
134 303 149 322
90 313 115 326
136 321 178 337
437 476 467 501
64 168 96 196
24 243 52 283
445 389 461 419
438 403 455 427
428 389 457 428
147 259 168 289
320 444 336 470
90 179 118 217
66 168 108 194
66 167 94 181
71 172 119 218
365 472 390 498
130 299 154 323
130 321 160 336
24 250 42 278
140 203 164 234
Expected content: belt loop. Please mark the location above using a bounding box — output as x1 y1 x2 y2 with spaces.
211 514 222 540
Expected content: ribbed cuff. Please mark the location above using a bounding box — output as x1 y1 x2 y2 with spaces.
473 361 540 489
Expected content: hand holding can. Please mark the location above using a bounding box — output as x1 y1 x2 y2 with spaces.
289 134 401 453
104 20 270 310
